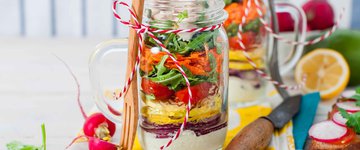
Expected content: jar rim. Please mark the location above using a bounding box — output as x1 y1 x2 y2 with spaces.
144 0 228 28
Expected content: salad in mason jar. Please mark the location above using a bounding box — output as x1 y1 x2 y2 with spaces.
224 0 267 103
138 0 229 149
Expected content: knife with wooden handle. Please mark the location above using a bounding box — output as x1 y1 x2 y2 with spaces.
226 95 302 150
226 117 274 150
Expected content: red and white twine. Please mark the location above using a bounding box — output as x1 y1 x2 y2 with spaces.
112 1 222 149
238 0 344 90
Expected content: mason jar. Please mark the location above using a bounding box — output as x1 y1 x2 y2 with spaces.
138 0 229 149
224 0 306 105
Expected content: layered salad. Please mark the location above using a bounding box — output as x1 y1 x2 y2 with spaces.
224 0 267 103
139 0 228 149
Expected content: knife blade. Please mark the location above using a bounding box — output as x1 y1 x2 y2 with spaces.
266 94 302 129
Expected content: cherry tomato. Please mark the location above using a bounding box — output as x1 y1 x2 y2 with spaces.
175 82 214 104
229 32 257 50
141 78 174 100
229 37 242 50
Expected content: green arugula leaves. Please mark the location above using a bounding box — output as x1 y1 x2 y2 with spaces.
226 18 261 37
145 29 218 55
6 124 46 150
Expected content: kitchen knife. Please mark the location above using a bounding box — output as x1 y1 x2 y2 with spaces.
225 95 302 150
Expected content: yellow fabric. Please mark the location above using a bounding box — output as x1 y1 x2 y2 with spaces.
223 105 272 147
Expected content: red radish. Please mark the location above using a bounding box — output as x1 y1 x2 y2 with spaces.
329 129 356 145
88 137 118 150
83 113 116 137
341 90 356 98
56 56 119 149
277 12 294 32
302 0 335 30
309 120 348 143
336 101 360 113
332 111 349 127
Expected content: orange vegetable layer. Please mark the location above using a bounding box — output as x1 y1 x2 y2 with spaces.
140 47 223 76
224 0 265 27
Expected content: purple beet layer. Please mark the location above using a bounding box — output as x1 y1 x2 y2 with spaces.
140 113 227 138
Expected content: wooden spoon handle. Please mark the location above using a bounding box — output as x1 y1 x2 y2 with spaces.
226 117 274 150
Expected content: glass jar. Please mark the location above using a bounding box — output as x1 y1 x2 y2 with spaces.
138 0 229 150
224 0 306 105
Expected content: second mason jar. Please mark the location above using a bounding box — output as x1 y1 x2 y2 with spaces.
138 0 229 149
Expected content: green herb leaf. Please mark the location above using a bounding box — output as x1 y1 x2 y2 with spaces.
226 23 239 37
6 124 46 150
339 107 351 119
6 141 40 150
149 20 175 30
155 55 169 76
41 124 46 150
351 87 360 106
243 18 261 33
208 53 217 70
339 108 360 134
150 70 184 90
356 87 360 94
186 31 214 51
224 0 232 5
177 10 189 23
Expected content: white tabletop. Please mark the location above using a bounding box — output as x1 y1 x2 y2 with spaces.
0 38 114 149
0 38 336 150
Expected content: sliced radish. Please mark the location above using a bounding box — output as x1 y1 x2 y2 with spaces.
336 101 360 113
332 111 349 127
341 90 355 98
309 121 348 143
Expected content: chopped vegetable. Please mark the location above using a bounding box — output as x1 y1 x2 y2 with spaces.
175 82 215 104
336 101 360 113
309 120 348 143
141 78 175 100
